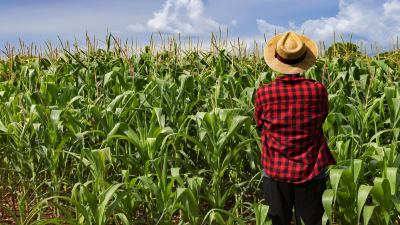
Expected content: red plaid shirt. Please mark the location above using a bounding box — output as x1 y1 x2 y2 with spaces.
254 74 336 184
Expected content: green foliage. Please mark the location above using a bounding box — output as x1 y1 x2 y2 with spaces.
0 35 399 224
325 42 362 59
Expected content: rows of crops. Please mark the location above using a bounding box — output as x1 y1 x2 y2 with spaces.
0 36 399 224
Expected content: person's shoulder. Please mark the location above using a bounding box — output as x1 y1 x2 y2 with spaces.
315 82 328 95
256 81 276 95
303 78 327 90
306 80 328 98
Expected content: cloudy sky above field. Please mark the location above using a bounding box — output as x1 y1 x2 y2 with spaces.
1 0 400 51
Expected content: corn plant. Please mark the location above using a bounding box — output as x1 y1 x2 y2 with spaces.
0 34 399 224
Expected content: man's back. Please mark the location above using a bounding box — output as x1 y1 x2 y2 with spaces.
254 74 336 184
259 31 335 225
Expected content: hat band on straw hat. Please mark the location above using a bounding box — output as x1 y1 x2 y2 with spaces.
274 50 307 65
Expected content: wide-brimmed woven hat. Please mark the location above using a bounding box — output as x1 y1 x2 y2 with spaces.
264 31 318 74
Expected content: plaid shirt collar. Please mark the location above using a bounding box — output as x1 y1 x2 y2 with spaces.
275 74 304 82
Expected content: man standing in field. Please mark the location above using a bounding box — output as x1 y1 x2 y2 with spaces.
254 31 336 225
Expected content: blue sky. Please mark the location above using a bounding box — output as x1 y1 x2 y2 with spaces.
1 0 400 51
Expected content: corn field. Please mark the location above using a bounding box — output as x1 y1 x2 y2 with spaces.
0 34 399 225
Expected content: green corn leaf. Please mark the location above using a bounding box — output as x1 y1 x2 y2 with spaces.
36 195 91 224
209 211 225 225
205 208 245 225
374 60 394 75
105 189 131 223
106 122 121 139
217 115 248 149
353 159 363 184
97 183 123 225
363 205 375 225
371 177 392 210
362 97 381 125
50 109 62 125
357 185 373 223
386 167 397 195
176 187 187 199
103 71 114 86
393 197 400 213
188 177 204 198
0 119 7 132
330 169 344 196
322 189 334 222
177 187 201 220
153 107 165 128
177 74 194 100
369 128 400 143
18 192 28 224
171 167 180 178
253 203 269 225
392 98 400 119
93 147 112 163
114 213 129 225
322 212 329 225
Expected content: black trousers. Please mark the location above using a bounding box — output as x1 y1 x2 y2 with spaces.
263 176 326 225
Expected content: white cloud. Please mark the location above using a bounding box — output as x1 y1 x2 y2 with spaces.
231 20 237 26
256 0 400 49
127 23 147 33
256 19 286 39
127 0 225 36
383 0 400 20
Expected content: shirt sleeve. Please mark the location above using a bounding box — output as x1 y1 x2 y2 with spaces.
254 88 263 131
321 85 329 120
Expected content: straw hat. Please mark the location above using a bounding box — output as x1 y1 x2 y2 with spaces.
264 31 318 74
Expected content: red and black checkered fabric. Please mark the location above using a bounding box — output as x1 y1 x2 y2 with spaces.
254 74 336 184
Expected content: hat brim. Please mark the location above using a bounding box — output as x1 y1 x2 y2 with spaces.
264 34 318 74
